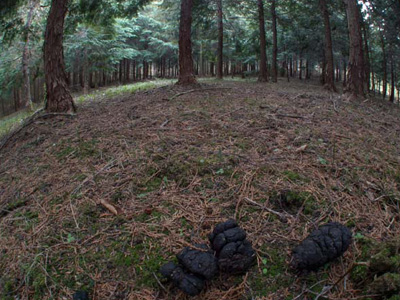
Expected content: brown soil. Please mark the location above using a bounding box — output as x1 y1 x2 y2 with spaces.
1 79 400 299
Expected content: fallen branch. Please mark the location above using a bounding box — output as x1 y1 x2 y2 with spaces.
168 87 232 101
0 110 76 151
160 119 170 128
274 113 308 119
152 272 168 293
243 197 292 222
71 158 117 195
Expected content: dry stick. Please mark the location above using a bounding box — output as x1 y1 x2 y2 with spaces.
0 110 76 151
312 263 364 300
160 119 170 128
243 197 292 222
152 272 168 293
273 113 308 119
71 158 117 195
168 87 232 101
293 280 328 300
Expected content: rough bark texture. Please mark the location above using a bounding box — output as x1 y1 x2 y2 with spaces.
271 0 278 83
362 22 371 92
344 0 365 98
390 58 395 102
380 31 387 100
216 0 223 79
44 0 76 113
319 0 336 91
177 0 197 85
257 0 268 82
22 0 37 109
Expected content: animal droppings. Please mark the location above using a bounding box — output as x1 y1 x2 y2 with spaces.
291 222 352 271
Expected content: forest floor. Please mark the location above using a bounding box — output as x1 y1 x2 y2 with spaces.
1 78 400 300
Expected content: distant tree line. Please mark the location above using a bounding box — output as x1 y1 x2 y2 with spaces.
0 0 399 117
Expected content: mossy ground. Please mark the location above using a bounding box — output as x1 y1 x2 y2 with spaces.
1 78 400 299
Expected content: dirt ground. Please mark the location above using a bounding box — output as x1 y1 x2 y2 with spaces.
1 78 400 299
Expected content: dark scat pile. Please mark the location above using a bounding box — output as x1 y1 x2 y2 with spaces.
160 261 206 296
160 244 218 296
160 220 256 296
72 291 89 300
209 219 256 274
291 222 352 271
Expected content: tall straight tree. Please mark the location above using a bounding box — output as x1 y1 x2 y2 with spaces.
44 0 76 112
216 0 223 79
177 0 197 85
362 22 371 92
22 0 37 109
257 0 268 82
344 0 365 98
271 0 278 83
319 0 336 91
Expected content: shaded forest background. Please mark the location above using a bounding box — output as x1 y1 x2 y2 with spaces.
0 0 399 118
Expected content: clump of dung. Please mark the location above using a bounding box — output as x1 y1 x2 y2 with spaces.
160 244 218 296
209 219 256 274
291 222 352 271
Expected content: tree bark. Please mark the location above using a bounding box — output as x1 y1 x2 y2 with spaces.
344 0 365 98
216 0 223 79
380 31 387 100
22 0 37 109
177 0 197 85
362 21 371 92
44 0 76 113
271 0 278 83
389 57 395 102
257 0 268 82
319 0 336 91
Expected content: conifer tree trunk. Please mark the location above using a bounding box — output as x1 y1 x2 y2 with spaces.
380 31 387 100
216 0 223 79
177 0 196 85
344 0 365 98
22 0 37 109
257 0 268 82
271 0 278 83
44 0 75 113
362 22 371 92
390 58 395 102
319 0 336 91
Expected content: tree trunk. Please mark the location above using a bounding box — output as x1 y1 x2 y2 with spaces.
362 21 371 93
44 0 76 113
271 0 278 83
257 0 268 82
177 0 196 85
319 0 336 91
299 56 303 80
344 0 365 98
216 0 223 79
22 0 37 109
389 58 395 102
380 31 387 100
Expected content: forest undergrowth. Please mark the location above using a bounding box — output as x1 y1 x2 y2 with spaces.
1 78 400 299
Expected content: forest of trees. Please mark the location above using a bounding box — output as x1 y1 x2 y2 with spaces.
0 0 399 117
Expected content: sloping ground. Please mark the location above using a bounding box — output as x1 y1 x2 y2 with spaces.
0 79 400 299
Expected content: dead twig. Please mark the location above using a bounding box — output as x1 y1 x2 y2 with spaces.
274 113 308 119
168 87 232 101
71 158 117 195
243 197 292 222
0 110 76 151
152 272 168 293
